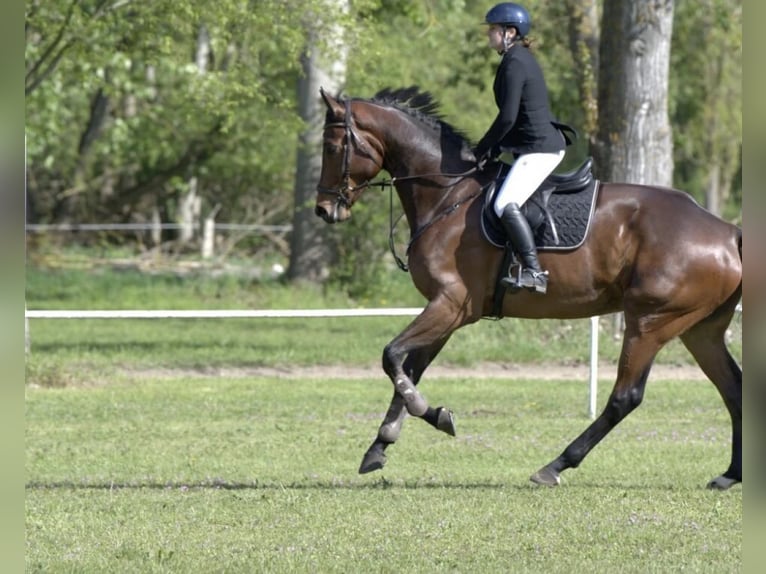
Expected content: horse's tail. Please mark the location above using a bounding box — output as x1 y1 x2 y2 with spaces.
737 227 742 263
736 226 742 290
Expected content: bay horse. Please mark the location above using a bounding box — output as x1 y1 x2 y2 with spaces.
313 87 742 489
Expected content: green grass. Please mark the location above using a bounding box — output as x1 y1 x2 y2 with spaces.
26 375 741 573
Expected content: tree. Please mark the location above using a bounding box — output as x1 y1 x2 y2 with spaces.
25 1 306 246
671 0 741 217
596 0 675 186
562 0 600 147
289 0 350 283
25 0 741 292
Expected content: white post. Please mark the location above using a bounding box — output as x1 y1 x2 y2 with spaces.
150 205 162 246
201 217 215 259
201 204 220 260
589 316 599 419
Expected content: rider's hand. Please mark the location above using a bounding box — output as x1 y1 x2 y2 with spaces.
473 147 489 171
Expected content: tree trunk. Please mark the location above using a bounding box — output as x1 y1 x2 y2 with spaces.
178 176 200 243
150 204 162 247
564 0 600 148
705 162 721 215
699 15 741 217
596 0 674 186
178 24 212 246
288 1 349 282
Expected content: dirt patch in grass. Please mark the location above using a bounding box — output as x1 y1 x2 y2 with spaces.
120 362 707 381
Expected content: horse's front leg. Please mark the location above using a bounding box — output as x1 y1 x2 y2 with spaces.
359 301 471 474
359 342 456 474
358 392 407 474
384 315 462 436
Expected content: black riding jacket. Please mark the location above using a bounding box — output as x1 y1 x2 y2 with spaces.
474 43 565 160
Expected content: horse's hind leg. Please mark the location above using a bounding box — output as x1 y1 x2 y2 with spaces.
531 315 664 486
359 340 454 474
680 313 742 489
531 306 736 487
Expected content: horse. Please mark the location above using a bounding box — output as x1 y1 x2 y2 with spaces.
313 86 742 489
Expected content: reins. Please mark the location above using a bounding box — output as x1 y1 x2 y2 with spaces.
387 183 484 272
382 168 482 273
319 96 482 272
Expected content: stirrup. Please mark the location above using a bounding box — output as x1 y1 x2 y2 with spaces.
500 267 548 294
525 269 549 294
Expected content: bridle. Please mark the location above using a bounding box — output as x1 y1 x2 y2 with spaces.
316 96 483 271
316 98 384 209
317 98 480 205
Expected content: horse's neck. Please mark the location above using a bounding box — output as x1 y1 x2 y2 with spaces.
379 113 464 229
379 115 443 179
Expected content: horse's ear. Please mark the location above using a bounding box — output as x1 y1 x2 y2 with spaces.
319 87 342 115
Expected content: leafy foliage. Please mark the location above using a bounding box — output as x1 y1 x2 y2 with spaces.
670 0 742 220
26 0 742 293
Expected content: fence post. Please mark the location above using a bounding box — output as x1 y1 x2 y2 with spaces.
151 206 162 246
201 204 221 260
589 316 599 420
202 219 215 259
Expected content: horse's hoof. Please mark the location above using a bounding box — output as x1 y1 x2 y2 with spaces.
707 475 740 490
436 407 456 437
359 450 386 474
530 466 561 487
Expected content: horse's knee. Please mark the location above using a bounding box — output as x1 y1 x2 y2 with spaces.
605 386 645 424
382 343 401 375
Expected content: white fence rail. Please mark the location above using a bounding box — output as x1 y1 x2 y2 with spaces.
25 308 422 319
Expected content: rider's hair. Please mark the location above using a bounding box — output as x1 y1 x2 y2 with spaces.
504 25 533 49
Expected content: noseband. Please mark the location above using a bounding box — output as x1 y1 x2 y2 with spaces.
316 98 383 208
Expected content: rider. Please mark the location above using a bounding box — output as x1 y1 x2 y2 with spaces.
473 2 566 294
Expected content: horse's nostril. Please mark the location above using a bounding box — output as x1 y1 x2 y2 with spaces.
314 205 326 218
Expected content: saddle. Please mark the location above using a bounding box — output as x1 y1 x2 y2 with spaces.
481 157 599 251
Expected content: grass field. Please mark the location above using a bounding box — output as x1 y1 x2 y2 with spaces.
25 259 743 572
26 374 742 572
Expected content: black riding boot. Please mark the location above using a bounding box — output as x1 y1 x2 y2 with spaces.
499 203 548 294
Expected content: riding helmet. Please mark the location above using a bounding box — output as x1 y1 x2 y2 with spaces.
485 3 531 37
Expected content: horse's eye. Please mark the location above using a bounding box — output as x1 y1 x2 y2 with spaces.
324 142 341 155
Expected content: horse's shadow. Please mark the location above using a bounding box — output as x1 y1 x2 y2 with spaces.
25 478 705 492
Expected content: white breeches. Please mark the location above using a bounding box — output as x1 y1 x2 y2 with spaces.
493 150 565 217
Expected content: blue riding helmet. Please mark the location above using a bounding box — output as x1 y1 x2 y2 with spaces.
485 2 531 37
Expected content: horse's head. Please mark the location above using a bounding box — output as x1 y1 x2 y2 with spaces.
314 89 384 224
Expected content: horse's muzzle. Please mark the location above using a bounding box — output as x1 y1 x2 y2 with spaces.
314 201 350 224
314 204 337 224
